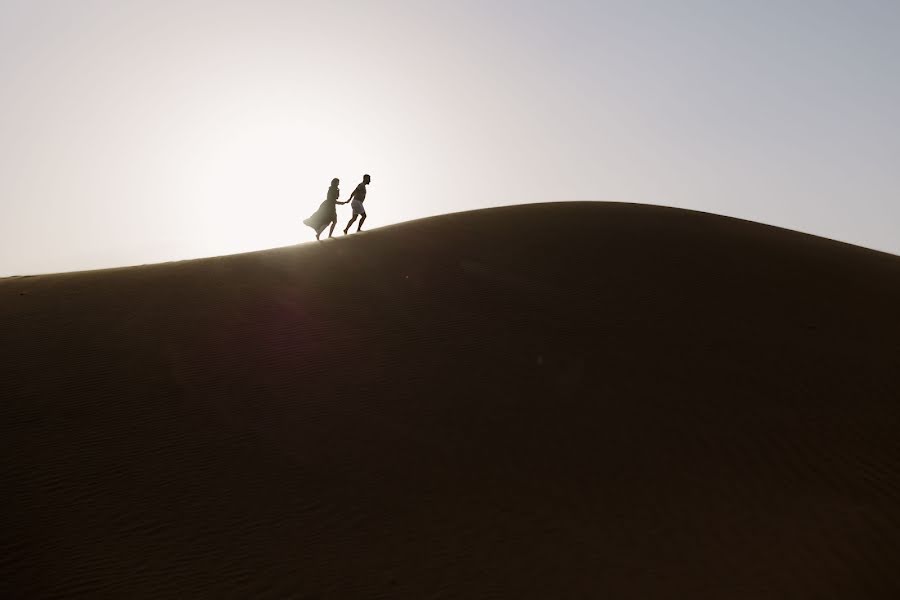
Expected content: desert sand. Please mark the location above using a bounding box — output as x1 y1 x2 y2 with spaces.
2 202 900 598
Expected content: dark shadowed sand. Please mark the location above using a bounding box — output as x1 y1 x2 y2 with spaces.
3 202 900 598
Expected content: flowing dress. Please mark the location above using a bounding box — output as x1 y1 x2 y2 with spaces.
303 186 340 235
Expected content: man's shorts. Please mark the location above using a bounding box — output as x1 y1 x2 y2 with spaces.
351 199 366 218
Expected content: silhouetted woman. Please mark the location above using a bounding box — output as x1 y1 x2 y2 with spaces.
303 178 346 240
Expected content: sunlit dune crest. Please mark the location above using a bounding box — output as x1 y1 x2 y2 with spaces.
3 202 900 598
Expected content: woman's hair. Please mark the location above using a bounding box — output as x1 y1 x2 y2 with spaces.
331 178 339 187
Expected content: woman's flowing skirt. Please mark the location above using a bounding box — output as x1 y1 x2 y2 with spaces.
303 201 337 235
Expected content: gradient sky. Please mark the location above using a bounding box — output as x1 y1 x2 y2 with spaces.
2 0 898 276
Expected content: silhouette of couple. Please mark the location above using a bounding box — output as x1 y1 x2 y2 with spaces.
303 174 372 240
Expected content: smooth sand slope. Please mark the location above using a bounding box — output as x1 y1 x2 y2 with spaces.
3 202 900 598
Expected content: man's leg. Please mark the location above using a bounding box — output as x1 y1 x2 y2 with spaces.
343 214 357 234
357 214 366 232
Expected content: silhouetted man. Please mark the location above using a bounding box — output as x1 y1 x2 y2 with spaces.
343 174 371 234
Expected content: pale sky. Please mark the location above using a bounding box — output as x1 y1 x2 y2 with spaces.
2 0 898 276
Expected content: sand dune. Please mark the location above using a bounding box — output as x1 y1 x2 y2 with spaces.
3 202 900 598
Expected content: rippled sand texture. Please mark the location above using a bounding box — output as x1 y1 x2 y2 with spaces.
3 202 900 598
